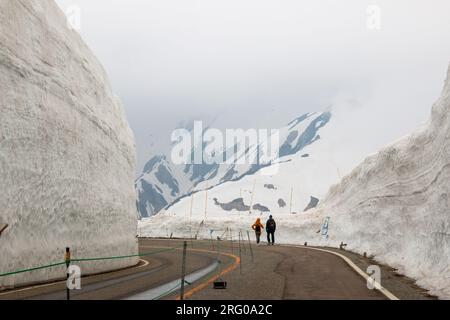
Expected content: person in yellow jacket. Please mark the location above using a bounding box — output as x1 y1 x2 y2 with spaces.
251 218 264 245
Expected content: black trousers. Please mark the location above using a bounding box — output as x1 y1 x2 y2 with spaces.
267 231 275 244
255 231 261 244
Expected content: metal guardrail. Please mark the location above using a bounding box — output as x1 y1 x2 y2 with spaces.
0 246 181 278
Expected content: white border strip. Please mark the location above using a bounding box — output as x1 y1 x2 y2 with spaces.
124 261 219 300
284 244 399 300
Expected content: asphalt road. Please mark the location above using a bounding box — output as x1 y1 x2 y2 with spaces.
0 239 221 300
0 239 429 300
170 240 387 300
181 245 386 300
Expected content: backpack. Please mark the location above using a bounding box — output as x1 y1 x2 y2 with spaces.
267 219 275 230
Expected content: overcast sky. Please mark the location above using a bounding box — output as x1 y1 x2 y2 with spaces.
56 0 450 172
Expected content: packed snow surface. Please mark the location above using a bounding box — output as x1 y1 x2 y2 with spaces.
141 65 450 298
0 0 138 289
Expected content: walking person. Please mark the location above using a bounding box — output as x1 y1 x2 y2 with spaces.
266 215 276 245
251 218 264 245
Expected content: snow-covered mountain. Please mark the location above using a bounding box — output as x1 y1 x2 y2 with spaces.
138 96 399 219
0 0 138 289
139 102 384 221
136 111 332 217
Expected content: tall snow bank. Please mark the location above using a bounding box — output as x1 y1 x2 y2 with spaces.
0 0 138 289
140 63 450 299
304 63 450 298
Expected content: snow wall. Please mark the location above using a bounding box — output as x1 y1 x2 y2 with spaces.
140 63 450 298
307 63 450 299
0 0 138 289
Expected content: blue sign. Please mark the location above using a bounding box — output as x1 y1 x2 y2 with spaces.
321 217 330 239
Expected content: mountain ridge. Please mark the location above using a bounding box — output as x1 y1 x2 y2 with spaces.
136 111 332 217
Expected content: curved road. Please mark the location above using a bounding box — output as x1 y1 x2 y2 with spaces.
0 240 220 300
0 239 397 300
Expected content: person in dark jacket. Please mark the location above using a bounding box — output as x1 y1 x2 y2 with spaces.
266 215 276 245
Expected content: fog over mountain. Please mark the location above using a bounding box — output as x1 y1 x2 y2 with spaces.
55 0 450 173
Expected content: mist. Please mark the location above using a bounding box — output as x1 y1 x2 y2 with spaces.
55 0 450 172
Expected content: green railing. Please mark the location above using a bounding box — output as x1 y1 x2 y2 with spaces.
0 246 181 278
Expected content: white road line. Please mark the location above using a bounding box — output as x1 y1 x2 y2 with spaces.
4 240 398 300
124 261 219 300
143 239 400 300
0 259 149 297
283 244 400 300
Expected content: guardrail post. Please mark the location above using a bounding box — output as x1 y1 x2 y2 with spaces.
209 232 215 251
180 241 188 300
65 247 71 301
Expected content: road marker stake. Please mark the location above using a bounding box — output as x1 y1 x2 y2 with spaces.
238 231 243 275
65 247 71 301
179 241 188 300
229 229 234 254
247 230 254 263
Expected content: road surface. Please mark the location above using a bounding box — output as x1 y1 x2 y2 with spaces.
0 239 432 300
0 239 222 300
